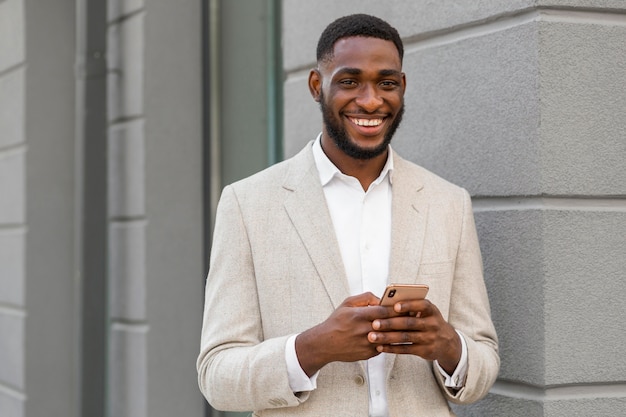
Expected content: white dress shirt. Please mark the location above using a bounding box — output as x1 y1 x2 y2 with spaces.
285 136 468 416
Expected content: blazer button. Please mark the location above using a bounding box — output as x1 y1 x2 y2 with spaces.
354 375 365 386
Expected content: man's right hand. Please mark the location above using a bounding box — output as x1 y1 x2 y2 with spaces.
294 292 394 377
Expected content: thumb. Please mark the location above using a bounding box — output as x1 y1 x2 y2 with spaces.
342 292 381 307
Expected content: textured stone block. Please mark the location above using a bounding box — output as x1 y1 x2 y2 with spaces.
108 220 147 321
475 209 546 385
458 384 626 416
108 322 148 417
0 0 25 73
107 11 144 121
539 20 626 195
108 119 145 218
395 21 541 196
543 396 626 416
281 0 536 71
539 0 626 8
451 391 543 417
283 74 320 158
476 206 626 386
0 148 25 224
0 228 25 306
0 389 25 417
542 210 626 385
0 311 24 389
0 67 24 148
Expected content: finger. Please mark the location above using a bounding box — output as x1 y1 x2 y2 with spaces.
368 329 426 345
376 342 433 356
342 292 381 307
393 299 435 316
362 304 407 323
372 315 424 331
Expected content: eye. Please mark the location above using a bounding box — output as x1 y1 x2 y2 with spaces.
380 80 399 89
338 79 358 88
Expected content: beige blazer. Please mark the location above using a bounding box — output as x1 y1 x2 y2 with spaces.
197 143 499 417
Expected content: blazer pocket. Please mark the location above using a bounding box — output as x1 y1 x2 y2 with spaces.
417 260 455 317
417 260 454 277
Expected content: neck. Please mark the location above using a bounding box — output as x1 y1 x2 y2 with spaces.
320 135 388 191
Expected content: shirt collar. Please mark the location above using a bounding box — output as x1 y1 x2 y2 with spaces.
312 133 395 187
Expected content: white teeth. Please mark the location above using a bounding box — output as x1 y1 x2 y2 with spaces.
351 118 383 127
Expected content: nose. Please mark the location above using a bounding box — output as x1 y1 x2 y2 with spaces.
355 84 383 112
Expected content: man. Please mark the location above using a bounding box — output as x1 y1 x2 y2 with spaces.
197 13 499 417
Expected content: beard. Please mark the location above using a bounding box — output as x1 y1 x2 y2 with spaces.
319 91 404 160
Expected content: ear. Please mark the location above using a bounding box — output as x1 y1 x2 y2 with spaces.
308 69 322 102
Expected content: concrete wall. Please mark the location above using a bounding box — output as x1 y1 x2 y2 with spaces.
2 0 625 416
107 1 204 416
0 0 205 416
0 0 28 414
282 1 626 416
1 0 78 416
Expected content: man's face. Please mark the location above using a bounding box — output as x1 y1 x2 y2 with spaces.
310 37 406 160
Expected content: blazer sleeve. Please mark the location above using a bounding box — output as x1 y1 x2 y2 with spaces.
196 185 306 412
433 189 500 403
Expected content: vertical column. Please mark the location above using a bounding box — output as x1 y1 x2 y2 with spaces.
0 0 26 414
78 0 109 416
106 0 205 416
106 1 148 416
22 0 78 416
0 3 26 415
142 0 204 415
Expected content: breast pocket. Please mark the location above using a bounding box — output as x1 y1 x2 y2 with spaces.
417 260 454 317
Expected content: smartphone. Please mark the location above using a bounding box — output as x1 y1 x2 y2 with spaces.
379 284 429 306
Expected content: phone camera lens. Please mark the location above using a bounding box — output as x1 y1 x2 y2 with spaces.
388 289 396 298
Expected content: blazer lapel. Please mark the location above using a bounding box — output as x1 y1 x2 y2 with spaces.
388 154 428 285
282 145 350 310
386 152 429 375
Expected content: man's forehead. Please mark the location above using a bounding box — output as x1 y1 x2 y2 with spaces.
332 36 396 51
322 36 402 69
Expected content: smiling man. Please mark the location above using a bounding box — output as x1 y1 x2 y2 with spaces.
197 14 499 417
313 34 405 190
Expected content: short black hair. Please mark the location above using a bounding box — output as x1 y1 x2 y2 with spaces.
316 14 404 64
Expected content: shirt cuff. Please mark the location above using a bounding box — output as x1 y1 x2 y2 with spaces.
285 334 319 393
434 330 468 389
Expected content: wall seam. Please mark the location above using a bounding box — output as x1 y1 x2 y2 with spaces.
492 380 626 401
472 197 626 212
0 62 24 78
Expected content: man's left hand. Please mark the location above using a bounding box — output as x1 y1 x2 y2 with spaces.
367 299 462 374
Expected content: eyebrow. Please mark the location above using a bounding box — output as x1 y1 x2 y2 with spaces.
334 67 403 77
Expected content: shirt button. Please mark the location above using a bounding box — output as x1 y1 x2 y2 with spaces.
354 375 365 386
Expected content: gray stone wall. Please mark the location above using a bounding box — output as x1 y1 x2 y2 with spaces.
1 0 78 416
0 0 26 413
107 1 205 416
2 0 625 416
282 1 626 416
0 0 204 416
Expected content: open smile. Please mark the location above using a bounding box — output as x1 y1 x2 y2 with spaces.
346 116 389 137
348 116 384 127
